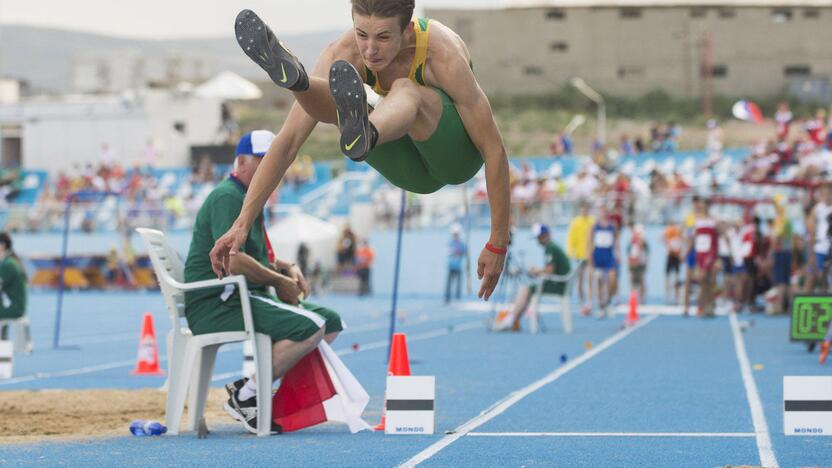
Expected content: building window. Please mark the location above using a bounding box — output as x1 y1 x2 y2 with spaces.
617 66 645 78
784 65 811 77
620 8 642 18
803 8 820 18
96 62 111 90
718 8 735 18
523 66 543 76
771 9 793 22
545 9 566 20
710 65 728 78
549 41 569 52
690 8 707 18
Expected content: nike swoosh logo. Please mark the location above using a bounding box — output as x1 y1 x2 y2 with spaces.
279 64 288 83
345 135 362 151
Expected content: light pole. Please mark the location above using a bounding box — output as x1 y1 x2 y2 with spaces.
570 77 606 146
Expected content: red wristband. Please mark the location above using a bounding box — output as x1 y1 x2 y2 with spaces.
485 242 507 255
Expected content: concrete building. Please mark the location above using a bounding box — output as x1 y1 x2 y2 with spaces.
73 50 219 94
0 89 222 172
425 0 832 100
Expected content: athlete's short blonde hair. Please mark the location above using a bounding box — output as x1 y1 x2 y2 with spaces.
350 0 415 32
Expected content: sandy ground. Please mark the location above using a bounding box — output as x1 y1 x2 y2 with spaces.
0 388 233 444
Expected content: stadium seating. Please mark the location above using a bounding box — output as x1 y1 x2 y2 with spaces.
1 149 760 231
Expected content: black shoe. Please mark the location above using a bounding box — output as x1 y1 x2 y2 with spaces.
329 60 372 162
223 388 282 435
224 377 249 400
234 9 308 91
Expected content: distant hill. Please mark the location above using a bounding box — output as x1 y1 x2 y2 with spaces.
0 24 342 93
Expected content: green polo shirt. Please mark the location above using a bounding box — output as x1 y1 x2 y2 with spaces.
184 177 269 324
534 241 571 295
0 255 27 319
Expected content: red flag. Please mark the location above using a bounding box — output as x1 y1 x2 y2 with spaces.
272 348 336 431
272 343 372 433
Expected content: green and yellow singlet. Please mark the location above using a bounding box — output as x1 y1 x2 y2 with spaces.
364 17 431 96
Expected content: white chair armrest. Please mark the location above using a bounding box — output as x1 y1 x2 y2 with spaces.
173 275 247 292
539 273 572 283
172 275 257 339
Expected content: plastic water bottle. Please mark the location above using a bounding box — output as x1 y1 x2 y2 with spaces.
129 420 167 436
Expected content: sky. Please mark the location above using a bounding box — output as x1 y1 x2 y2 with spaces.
0 0 509 38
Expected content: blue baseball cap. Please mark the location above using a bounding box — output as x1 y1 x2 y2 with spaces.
236 130 275 157
531 223 550 238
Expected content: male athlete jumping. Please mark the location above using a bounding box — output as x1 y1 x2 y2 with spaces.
210 1 510 299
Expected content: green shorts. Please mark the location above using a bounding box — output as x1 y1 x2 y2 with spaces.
630 266 646 284
365 88 483 194
186 292 344 342
0 308 24 320
529 280 566 296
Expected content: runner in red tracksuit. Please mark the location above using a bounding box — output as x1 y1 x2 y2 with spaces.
693 198 719 317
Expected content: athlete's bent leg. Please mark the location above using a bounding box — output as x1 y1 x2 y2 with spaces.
371 78 442 145
324 331 340 344
270 327 325 379
235 9 338 124
509 285 532 326
293 76 339 125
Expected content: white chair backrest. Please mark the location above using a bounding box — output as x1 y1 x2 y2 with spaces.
136 228 187 326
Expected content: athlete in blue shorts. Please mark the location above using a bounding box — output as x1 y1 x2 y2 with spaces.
588 206 618 318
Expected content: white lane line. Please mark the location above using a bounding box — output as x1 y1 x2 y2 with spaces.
3 319 481 387
30 308 486 349
0 344 243 387
468 432 756 438
729 313 778 468
0 359 138 385
342 311 485 335
338 321 481 357
459 302 737 316
62 332 138 346
400 315 658 468
210 370 243 382
210 320 483 383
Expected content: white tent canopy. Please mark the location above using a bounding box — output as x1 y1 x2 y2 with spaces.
267 212 339 271
194 71 263 100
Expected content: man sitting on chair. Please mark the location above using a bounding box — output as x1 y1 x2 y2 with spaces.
183 130 344 434
493 224 570 332
0 232 30 352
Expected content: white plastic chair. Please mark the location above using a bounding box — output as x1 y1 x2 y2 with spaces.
527 269 578 335
136 228 273 436
0 317 32 354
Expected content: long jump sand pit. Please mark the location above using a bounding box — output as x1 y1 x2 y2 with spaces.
0 388 232 443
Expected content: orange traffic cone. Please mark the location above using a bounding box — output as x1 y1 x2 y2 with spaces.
387 333 411 376
375 333 411 431
627 290 639 326
131 312 165 375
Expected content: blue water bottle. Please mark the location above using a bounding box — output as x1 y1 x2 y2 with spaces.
130 420 167 436
130 420 147 436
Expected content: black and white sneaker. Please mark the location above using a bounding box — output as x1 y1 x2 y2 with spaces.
234 9 309 91
224 377 249 400
223 388 282 435
330 60 373 162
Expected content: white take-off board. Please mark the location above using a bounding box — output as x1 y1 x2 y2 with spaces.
784 376 832 436
385 376 435 435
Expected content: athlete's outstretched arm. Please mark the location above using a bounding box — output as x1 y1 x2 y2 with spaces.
209 102 317 277
434 51 510 301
